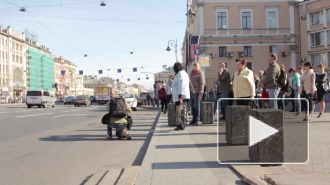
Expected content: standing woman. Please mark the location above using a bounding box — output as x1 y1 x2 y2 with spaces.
233 58 256 106
313 63 327 118
172 62 190 130
289 68 301 115
301 62 317 121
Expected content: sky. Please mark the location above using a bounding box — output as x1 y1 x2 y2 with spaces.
0 0 187 90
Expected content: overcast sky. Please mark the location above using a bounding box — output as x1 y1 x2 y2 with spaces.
0 0 186 90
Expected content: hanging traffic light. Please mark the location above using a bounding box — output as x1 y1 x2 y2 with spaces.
133 67 137 72
117 69 122 73
79 70 83 75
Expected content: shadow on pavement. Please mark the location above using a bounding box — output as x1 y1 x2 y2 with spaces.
39 134 148 142
156 143 217 149
152 161 228 169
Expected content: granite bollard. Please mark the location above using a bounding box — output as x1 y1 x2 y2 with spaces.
167 103 177 126
201 102 213 124
226 106 250 145
249 109 284 163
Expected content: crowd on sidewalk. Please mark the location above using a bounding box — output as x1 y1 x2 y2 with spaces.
158 53 329 130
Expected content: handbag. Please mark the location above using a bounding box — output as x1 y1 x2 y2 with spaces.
322 80 330 92
126 115 133 130
101 113 111 125
176 104 186 126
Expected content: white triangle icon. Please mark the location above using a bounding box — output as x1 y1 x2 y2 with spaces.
249 116 279 147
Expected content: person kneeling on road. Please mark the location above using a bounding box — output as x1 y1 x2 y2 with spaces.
106 89 132 140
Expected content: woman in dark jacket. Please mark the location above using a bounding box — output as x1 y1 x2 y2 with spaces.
313 63 327 118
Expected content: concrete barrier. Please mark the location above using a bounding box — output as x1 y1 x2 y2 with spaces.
167 103 177 126
225 106 250 145
201 102 213 124
249 109 284 163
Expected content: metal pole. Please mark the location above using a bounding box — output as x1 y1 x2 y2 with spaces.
186 0 189 72
175 38 178 62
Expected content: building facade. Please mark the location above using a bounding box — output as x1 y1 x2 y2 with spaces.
298 0 330 69
184 0 297 91
0 26 27 99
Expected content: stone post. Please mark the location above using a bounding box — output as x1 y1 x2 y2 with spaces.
249 109 284 163
226 106 250 145
201 102 213 124
167 103 177 126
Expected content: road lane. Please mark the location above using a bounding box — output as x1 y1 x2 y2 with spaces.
0 106 159 185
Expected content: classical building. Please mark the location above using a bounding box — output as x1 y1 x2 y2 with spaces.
183 0 297 90
298 0 330 69
64 60 77 96
0 26 28 98
154 70 175 84
54 56 66 98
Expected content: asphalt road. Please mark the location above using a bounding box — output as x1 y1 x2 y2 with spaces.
0 103 159 185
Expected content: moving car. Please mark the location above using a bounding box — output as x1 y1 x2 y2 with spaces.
26 90 55 108
58 97 64 102
123 93 137 111
64 96 75 105
74 95 91 107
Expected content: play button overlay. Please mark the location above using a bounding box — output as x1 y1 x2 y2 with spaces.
249 116 279 147
217 98 309 165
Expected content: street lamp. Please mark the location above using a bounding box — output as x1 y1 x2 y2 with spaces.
166 39 178 62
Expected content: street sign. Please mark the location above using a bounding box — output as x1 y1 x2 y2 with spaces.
199 55 210 67
133 67 137 72
61 70 65 75
117 69 121 73
79 70 83 75
99 70 102 74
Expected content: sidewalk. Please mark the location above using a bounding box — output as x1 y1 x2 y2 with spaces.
135 113 245 185
136 110 330 185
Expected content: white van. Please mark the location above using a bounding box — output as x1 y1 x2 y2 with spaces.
26 90 55 108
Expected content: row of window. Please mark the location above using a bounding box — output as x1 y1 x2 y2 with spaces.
310 31 330 47
310 9 330 26
217 8 278 29
218 46 275 58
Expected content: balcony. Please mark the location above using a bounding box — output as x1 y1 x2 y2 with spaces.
204 28 292 38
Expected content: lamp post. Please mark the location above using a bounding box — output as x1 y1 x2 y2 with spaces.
166 39 178 62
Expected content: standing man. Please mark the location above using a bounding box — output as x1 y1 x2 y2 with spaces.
218 63 231 120
189 62 205 125
262 53 281 109
166 75 173 105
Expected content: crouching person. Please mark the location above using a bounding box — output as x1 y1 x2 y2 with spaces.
106 89 132 140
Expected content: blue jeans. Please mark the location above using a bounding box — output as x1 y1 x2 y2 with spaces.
220 92 229 119
267 88 280 109
214 93 221 114
294 89 301 113
107 124 112 135
193 93 201 122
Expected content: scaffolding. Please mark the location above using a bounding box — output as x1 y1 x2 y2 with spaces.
28 48 55 91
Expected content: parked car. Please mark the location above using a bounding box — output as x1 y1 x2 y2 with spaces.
123 93 137 111
74 95 91 107
64 96 76 105
26 90 55 108
58 97 64 102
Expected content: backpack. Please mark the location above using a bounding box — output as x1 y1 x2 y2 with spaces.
158 89 166 99
282 76 292 93
277 68 287 89
109 97 127 118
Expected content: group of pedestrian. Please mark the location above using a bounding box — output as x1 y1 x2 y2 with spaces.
211 53 328 122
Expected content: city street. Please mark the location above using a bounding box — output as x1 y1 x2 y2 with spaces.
0 103 159 184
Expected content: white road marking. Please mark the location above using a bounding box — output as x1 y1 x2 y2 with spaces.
60 109 80 113
17 113 53 118
52 114 86 118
